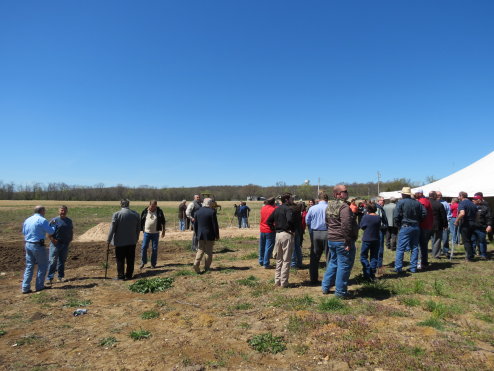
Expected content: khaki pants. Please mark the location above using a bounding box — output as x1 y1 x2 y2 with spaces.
193 240 214 273
273 232 294 287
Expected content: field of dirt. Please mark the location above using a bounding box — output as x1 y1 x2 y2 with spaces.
1 229 494 370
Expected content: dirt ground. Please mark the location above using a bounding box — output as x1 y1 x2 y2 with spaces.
1 232 494 370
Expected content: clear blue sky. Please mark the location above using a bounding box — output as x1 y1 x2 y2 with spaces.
1 1 493 188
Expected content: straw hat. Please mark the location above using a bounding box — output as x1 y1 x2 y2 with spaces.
400 187 412 195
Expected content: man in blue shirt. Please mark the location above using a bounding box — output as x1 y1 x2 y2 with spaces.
22 205 56 293
238 202 251 228
46 205 74 284
455 191 478 261
305 192 329 285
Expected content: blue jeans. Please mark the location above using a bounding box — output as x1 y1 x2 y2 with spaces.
377 230 385 268
259 232 275 267
395 225 420 272
449 218 459 244
179 219 186 231
360 240 379 279
47 242 69 280
241 217 249 228
22 242 48 292
141 232 159 266
442 224 450 254
472 229 487 257
291 230 303 268
322 241 356 297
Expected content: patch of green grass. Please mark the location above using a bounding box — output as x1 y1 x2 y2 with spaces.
423 300 461 319
240 252 258 260
0 330 6 336
432 279 447 297
251 282 275 297
417 316 444 330
173 269 195 276
30 292 56 305
355 280 396 299
475 313 494 323
399 296 421 307
129 277 174 293
287 315 309 334
129 329 152 340
318 297 349 312
407 346 426 356
237 275 259 287
141 310 160 319
239 322 251 329
99 336 117 347
156 300 167 307
271 294 314 310
232 303 253 310
64 299 92 307
412 280 427 294
248 333 287 354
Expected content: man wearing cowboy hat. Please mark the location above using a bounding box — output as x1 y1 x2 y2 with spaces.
393 187 427 274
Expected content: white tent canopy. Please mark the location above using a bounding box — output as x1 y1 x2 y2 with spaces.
380 151 494 199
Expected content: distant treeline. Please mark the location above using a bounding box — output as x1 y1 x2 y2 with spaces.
0 179 416 201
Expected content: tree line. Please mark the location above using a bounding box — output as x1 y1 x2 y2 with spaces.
0 179 416 201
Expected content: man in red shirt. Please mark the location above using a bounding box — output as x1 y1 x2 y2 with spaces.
449 198 459 245
259 197 276 268
415 189 433 269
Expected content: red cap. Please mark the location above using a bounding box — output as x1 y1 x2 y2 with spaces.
473 195 483 200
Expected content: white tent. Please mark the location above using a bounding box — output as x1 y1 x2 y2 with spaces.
380 151 494 199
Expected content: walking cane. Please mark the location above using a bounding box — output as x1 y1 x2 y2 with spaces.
104 242 110 279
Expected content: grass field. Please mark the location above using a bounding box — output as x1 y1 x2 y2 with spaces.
1 200 493 369
0 200 264 241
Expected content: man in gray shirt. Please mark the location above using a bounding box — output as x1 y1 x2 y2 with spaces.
108 199 140 280
383 198 397 251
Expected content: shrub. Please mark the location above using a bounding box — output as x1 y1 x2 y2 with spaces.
248 333 287 354
129 277 174 293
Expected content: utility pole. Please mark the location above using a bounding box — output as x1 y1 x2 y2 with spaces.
377 171 382 196
317 177 320 197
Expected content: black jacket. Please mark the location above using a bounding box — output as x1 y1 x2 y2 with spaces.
194 207 219 241
266 203 295 233
140 207 166 231
430 199 448 231
475 202 493 229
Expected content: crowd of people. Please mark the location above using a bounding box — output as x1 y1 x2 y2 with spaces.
20 187 492 298
257 186 493 298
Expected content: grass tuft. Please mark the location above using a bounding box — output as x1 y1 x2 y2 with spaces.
399 296 421 307
318 297 349 312
237 275 259 287
417 317 444 330
129 277 174 293
129 329 152 340
99 336 117 347
248 333 287 354
141 310 160 319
